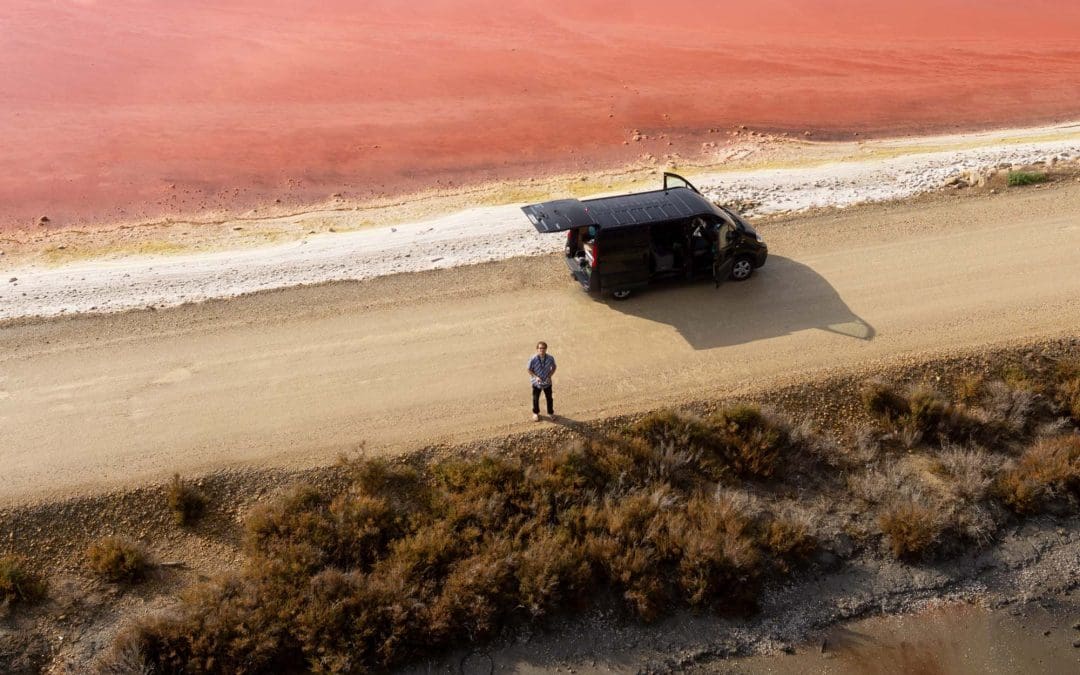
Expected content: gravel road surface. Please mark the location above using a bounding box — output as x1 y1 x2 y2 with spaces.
2 183 1079 504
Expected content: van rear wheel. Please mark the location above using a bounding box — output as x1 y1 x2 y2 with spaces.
611 289 632 300
730 257 754 281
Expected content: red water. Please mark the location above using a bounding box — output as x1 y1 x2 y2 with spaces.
3 0 1080 231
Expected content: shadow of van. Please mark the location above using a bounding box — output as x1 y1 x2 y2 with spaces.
606 255 874 350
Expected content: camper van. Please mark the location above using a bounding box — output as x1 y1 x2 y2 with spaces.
521 173 767 299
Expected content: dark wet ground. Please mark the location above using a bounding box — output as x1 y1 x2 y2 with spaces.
724 597 1080 675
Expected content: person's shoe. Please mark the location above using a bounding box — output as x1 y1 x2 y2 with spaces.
549 413 558 421
532 413 540 422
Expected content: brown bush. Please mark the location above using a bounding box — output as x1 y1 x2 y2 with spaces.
582 491 674 620
904 386 948 436
516 529 593 617
113 573 305 673
763 516 817 570
628 410 723 485
166 473 207 526
668 494 760 608
997 435 1080 514
878 500 943 559
245 484 338 569
861 380 909 422
87 537 151 583
0 554 47 607
708 405 794 479
1052 360 1080 421
953 372 985 404
428 537 517 641
982 381 1036 437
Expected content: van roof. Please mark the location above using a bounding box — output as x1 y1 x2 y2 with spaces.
521 187 720 234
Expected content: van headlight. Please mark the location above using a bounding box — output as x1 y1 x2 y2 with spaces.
755 233 764 243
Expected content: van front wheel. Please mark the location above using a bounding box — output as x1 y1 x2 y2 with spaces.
730 257 754 281
611 289 632 300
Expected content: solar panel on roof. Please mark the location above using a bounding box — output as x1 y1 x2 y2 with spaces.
521 187 717 233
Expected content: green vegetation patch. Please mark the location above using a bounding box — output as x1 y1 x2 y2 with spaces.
1006 170 1049 186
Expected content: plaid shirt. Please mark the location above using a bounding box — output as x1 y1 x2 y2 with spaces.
527 354 556 387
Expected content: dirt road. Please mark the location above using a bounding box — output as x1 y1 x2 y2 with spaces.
2 184 1079 504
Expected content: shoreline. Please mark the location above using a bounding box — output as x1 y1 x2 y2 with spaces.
1 121 1079 323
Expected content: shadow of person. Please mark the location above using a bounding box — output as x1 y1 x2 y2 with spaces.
606 255 874 350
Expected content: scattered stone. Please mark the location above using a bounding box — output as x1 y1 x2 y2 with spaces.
232 226 243 231
8 277 16 283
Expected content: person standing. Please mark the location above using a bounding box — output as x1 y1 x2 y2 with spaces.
527 341 557 421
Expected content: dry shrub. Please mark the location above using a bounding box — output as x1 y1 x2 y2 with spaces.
583 490 673 620
982 381 1036 436
1052 359 1080 421
166 473 207 526
0 554 47 607
953 372 985 404
245 484 337 566
762 513 817 570
904 386 948 436
937 446 1000 503
1000 363 1039 392
516 529 593 618
861 380 908 422
628 410 722 484
116 573 305 673
539 445 608 497
87 537 151 583
93 637 155 675
708 405 794 479
997 435 1080 514
626 406 799 482
428 537 517 641
878 500 943 559
668 494 760 608
293 569 411 673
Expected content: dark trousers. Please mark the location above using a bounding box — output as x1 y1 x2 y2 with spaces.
531 384 554 415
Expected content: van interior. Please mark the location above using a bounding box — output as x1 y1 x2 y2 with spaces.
567 216 722 281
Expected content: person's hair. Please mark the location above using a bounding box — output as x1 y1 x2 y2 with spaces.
536 341 548 349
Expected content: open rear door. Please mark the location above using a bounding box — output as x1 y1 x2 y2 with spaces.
663 172 702 195
712 219 736 287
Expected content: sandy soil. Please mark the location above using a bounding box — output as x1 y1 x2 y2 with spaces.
2 180 1080 505
4 1 1080 232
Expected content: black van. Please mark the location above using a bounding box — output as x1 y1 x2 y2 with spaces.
521 172 767 299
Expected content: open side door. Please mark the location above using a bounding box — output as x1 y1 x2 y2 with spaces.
712 219 737 287
663 172 702 195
